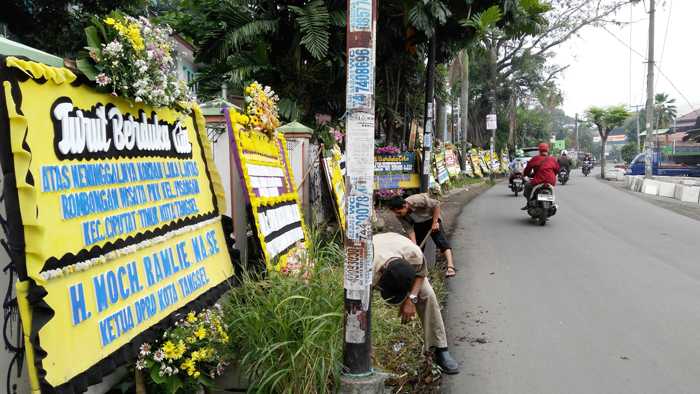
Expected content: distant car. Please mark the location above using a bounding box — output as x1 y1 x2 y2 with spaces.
522 147 541 158
626 152 700 177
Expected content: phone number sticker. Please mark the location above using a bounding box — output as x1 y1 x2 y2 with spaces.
346 47 374 110
349 0 372 32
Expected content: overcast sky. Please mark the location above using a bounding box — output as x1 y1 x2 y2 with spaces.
553 0 699 119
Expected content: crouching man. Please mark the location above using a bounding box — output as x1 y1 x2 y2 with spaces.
373 232 459 374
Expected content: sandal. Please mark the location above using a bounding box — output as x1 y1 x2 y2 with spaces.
445 266 457 278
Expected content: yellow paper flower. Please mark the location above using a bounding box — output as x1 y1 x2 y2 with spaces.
181 358 197 376
127 24 145 51
186 311 197 323
162 341 177 360
194 326 207 340
175 340 187 359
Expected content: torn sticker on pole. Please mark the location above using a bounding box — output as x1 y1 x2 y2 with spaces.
345 112 375 178
345 307 368 343
344 178 373 304
349 0 372 32
347 48 374 111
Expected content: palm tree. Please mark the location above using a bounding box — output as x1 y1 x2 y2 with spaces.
655 93 677 129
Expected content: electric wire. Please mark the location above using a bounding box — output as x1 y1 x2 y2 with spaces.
655 0 673 88
601 25 694 111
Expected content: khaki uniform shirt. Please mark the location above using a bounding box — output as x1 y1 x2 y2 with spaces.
372 232 427 287
398 193 440 232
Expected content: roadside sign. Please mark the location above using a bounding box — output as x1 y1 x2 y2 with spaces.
486 114 497 130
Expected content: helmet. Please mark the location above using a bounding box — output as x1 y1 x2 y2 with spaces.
561 150 568 156
538 143 549 153
516 149 524 157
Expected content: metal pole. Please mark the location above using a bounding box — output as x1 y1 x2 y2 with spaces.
488 42 497 182
342 0 377 376
420 34 436 192
636 110 641 152
575 113 579 153
644 0 655 178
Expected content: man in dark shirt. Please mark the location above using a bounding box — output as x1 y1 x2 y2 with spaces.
558 150 572 173
522 143 560 209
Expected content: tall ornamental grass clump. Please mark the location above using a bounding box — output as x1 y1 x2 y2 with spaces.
221 229 344 393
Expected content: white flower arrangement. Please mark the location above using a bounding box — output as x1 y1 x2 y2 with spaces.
39 217 221 281
78 12 191 109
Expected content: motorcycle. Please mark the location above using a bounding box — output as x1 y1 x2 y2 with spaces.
526 183 557 226
510 173 525 196
582 161 592 176
558 168 570 185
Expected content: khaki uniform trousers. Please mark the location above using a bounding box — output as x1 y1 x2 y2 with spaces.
415 278 448 351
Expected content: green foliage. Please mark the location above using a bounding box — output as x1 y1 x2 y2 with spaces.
585 105 630 137
654 93 677 129
621 142 638 164
2 0 148 57
461 5 503 33
288 0 331 60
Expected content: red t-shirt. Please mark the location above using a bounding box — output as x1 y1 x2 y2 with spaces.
523 155 560 186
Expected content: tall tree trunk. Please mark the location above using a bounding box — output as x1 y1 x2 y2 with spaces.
460 49 470 168
507 90 517 147
436 97 446 143
600 136 608 179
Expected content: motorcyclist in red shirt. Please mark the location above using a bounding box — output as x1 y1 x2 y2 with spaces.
521 143 560 210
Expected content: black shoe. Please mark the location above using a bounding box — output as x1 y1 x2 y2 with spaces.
435 349 460 375
520 205 529 211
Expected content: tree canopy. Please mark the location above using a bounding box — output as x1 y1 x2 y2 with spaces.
2 0 149 57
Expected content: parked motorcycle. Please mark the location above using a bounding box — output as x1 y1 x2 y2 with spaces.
582 161 592 176
558 168 569 185
510 173 525 196
526 183 557 226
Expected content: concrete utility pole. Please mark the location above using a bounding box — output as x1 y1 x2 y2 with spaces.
644 0 655 178
420 35 436 192
341 0 384 391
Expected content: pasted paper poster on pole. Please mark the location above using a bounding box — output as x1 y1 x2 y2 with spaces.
0 57 234 392
349 0 372 32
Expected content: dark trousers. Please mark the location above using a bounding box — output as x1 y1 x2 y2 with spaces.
413 219 451 252
524 182 534 200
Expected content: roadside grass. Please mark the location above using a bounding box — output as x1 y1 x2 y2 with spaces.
220 227 344 394
373 262 447 393
448 174 486 189
220 226 448 393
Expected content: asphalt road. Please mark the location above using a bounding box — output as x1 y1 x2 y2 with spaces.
442 171 700 394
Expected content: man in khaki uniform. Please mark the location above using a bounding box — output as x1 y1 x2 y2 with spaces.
387 194 457 277
373 232 459 374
